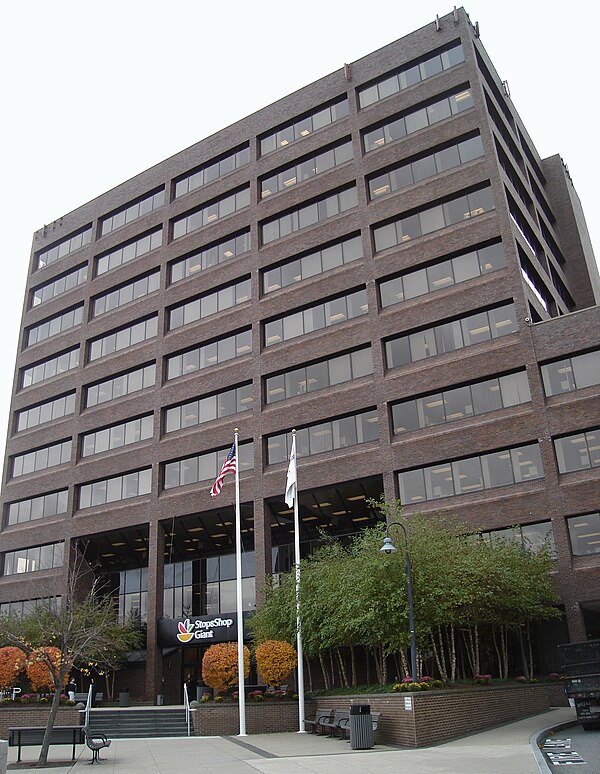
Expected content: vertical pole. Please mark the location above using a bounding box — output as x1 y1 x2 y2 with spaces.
234 428 247 736
290 432 306 732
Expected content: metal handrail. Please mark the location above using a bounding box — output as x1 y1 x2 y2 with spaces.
183 683 190 736
84 684 93 727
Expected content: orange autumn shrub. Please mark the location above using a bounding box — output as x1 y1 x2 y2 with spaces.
0 647 26 689
202 643 250 692
25 647 69 692
255 640 297 687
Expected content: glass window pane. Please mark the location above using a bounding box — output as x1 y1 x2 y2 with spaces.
499 371 531 406
568 512 600 556
434 320 463 354
461 311 490 346
453 250 480 282
398 469 426 504
405 108 428 134
482 449 514 488
435 145 461 172
443 385 473 421
472 378 503 414
425 463 454 499
572 351 600 389
409 328 437 361
328 354 351 386
386 337 411 368
403 269 428 299
427 260 454 290
419 205 445 234
418 393 445 427
393 401 419 433
512 443 543 481
452 457 484 494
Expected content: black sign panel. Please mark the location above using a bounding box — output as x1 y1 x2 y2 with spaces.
157 613 250 648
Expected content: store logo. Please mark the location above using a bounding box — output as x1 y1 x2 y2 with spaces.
177 619 195 643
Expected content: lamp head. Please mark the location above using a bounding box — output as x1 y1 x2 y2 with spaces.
380 536 397 554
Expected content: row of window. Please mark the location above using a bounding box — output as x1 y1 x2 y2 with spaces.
363 87 474 154
12 440 71 478
358 43 465 108
21 347 80 389
36 227 92 270
385 302 518 370
380 241 506 308
163 442 254 490
93 270 160 318
373 185 495 252
267 409 379 465
368 134 484 201
31 265 88 308
96 228 162 276
172 186 250 241
79 468 152 509
88 315 158 362
265 347 373 404
86 363 155 408
81 415 154 458
165 384 253 434
555 428 600 475
3 542 64 576
165 329 252 380
264 287 368 347
0 598 61 616
6 489 68 526
100 189 165 237
398 442 544 504
392 370 531 433
170 230 250 284
26 305 84 347
16 392 76 432
261 139 353 198
260 97 349 156
174 145 250 199
168 277 251 330
541 350 600 397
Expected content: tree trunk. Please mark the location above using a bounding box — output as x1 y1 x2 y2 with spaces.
364 646 370 686
399 648 409 679
305 654 313 693
336 648 348 688
430 628 445 682
328 650 336 688
318 653 330 690
526 622 534 678
449 624 457 683
38 666 68 767
350 645 357 687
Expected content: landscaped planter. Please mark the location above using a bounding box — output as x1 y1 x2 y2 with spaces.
192 684 567 745
0 706 82 739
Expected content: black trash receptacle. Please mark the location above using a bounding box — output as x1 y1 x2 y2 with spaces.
349 704 373 749
119 690 129 707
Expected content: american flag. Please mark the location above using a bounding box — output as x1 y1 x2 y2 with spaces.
210 443 237 497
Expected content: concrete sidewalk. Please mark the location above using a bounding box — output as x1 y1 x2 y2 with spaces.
5 706 576 773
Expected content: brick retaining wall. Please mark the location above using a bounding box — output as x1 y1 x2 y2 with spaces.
192 684 566 746
0 707 82 739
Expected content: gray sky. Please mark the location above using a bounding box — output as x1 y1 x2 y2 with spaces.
1 0 598 456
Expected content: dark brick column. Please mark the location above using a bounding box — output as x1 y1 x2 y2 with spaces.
253 498 271 607
145 521 165 703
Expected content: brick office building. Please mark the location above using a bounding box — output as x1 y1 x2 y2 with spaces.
1 7 599 701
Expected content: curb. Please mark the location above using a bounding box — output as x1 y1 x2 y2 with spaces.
530 719 578 773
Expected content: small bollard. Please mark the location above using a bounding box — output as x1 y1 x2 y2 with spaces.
0 739 8 774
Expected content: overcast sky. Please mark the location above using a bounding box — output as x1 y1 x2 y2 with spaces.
1 0 598 457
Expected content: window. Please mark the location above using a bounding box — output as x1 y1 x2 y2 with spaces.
81 415 153 457
100 189 164 236
373 185 495 253
264 288 367 347
165 384 253 433
358 43 464 108
88 315 158 361
392 370 530 433
368 134 484 201
166 329 252 380
385 302 517 369
96 228 162 276
174 144 250 198
6 490 68 526
20 348 80 389
170 230 250 284
78 469 152 509
117 567 148 623
11 440 71 478
93 270 160 317
482 521 555 555
36 226 92 270
265 347 373 403
31 265 88 308
363 87 474 153
168 277 251 330
260 97 348 156
380 242 505 308
541 350 600 396
172 186 250 240
567 512 600 556
26 304 84 347
16 392 76 432
554 428 600 474
261 139 353 198
266 409 378 465
398 442 544 504
85 363 155 408
163 442 254 490
3 543 64 576
261 186 358 245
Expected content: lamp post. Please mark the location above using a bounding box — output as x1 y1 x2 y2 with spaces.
380 522 418 682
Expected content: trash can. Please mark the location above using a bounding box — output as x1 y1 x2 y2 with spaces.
349 704 373 749
156 694 164 706
119 689 129 707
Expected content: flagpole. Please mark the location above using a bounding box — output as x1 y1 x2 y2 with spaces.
289 431 306 733
234 427 247 736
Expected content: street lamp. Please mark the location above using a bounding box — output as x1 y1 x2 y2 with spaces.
380 522 418 682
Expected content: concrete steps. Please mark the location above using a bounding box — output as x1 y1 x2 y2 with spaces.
88 708 189 738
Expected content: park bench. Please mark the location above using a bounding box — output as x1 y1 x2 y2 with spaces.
8 725 84 762
303 708 333 734
340 711 381 741
83 727 112 764
74 692 104 704
319 709 350 738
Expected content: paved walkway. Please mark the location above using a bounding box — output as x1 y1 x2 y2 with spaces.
4 707 577 773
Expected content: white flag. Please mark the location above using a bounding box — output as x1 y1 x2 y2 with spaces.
285 434 297 507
